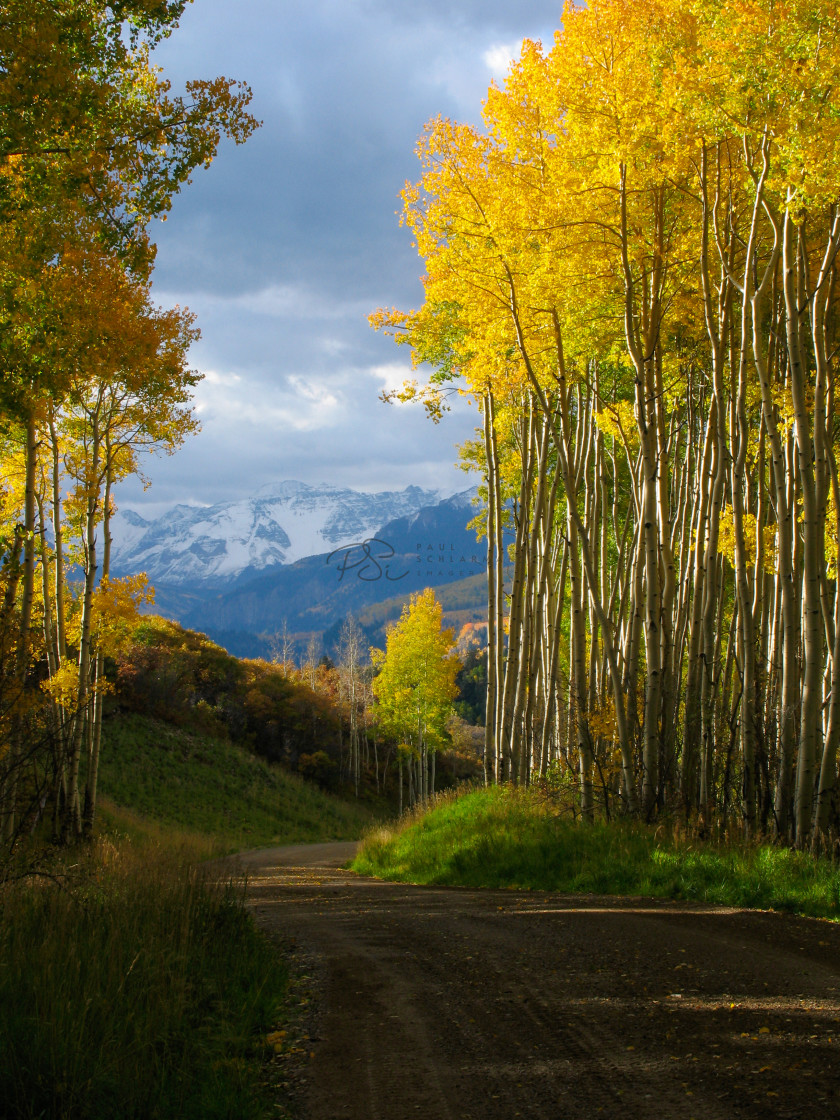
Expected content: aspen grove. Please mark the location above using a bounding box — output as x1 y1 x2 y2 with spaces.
0 0 257 847
372 0 840 845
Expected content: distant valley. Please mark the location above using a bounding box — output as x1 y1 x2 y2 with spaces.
111 482 491 656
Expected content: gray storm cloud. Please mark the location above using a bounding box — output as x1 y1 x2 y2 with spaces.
117 0 563 513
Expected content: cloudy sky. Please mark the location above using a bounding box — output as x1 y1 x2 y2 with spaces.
120 0 563 515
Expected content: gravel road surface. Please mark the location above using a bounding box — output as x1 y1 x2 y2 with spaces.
231 842 840 1120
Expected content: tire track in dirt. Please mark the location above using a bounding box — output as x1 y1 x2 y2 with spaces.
231 843 840 1120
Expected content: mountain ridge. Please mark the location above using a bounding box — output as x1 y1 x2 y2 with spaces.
172 489 487 638
110 480 452 588
109 482 493 657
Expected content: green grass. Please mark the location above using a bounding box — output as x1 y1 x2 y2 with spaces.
354 785 840 920
0 833 289 1120
98 712 373 850
0 711 374 1119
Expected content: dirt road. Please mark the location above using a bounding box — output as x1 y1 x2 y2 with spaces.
235 842 840 1120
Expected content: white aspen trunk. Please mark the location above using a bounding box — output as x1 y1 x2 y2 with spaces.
785 211 824 844
814 241 840 836
1 409 38 843
569 510 593 821
497 404 534 782
83 450 116 837
63 389 105 842
483 392 498 785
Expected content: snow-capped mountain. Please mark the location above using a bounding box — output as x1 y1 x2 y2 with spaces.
161 486 487 657
108 481 445 587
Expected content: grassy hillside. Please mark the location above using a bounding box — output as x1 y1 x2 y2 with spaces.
354 786 840 921
98 712 374 851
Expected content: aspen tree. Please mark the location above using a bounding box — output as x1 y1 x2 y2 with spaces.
371 590 459 809
0 0 257 845
373 0 840 839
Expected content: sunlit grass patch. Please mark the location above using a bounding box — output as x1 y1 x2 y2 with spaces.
353 786 840 920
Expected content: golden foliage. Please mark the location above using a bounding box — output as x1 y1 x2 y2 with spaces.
593 401 640 453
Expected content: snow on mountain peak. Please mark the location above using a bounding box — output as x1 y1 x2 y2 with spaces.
109 481 448 587
253 479 318 500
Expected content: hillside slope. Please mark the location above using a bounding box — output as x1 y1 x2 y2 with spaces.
98 712 374 849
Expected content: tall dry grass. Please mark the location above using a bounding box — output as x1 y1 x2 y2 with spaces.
0 830 287 1120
